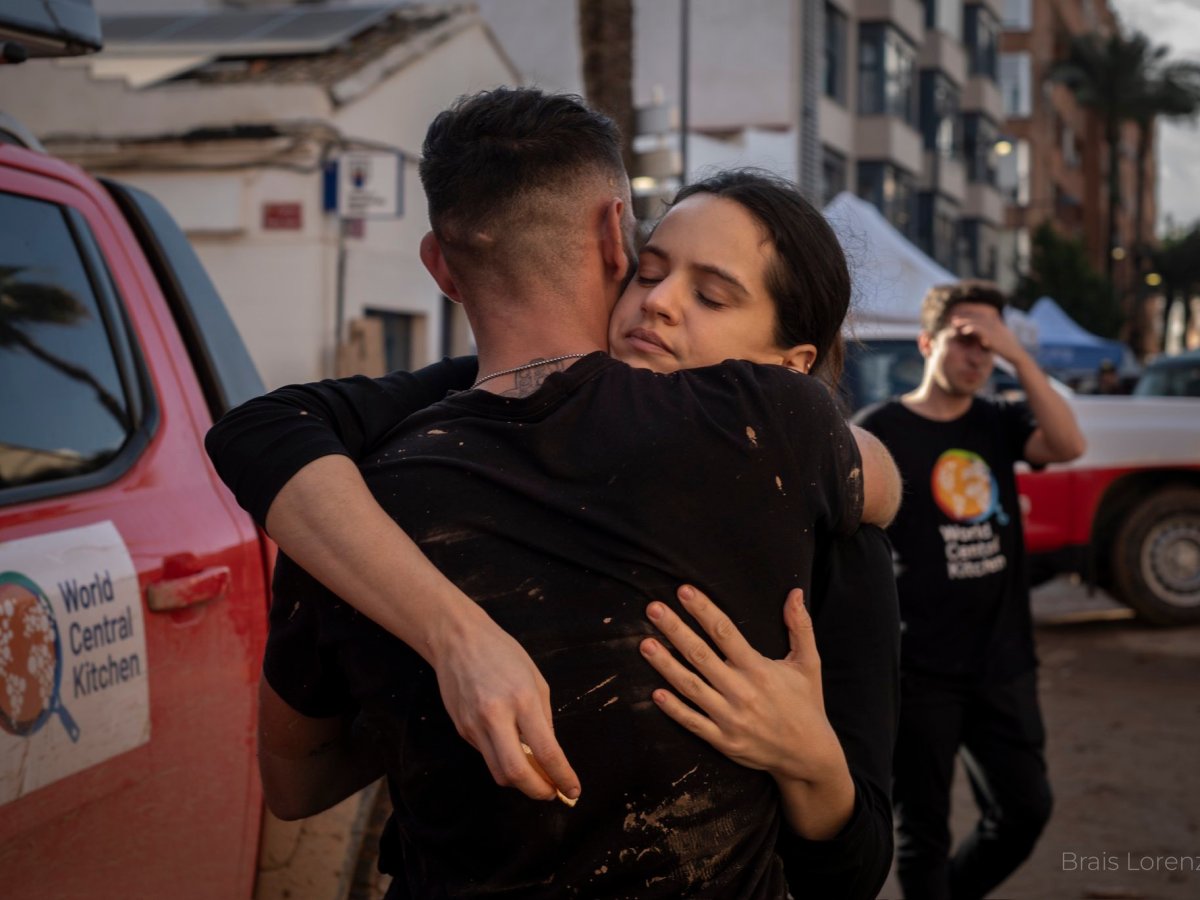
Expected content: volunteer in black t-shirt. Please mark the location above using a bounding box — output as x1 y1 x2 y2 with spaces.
212 90 901 899
855 281 1085 900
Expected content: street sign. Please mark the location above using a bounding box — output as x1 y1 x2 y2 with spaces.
336 151 403 219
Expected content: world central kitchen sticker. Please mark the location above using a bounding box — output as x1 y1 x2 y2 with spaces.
0 522 149 804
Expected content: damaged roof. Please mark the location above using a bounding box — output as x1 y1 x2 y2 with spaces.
97 3 483 90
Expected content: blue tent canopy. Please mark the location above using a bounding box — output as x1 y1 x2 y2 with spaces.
1028 297 1128 375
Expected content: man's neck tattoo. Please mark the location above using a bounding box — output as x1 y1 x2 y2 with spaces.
496 357 581 397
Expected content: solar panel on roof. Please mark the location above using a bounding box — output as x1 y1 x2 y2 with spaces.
262 7 395 44
101 4 402 57
158 11 292 44
100 14 198 43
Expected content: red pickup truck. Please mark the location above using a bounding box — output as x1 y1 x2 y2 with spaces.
1 7 382 896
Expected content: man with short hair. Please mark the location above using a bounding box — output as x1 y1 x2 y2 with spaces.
248 88 896 898
856 281 1086 900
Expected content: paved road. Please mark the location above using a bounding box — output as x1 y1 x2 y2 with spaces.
878 578 1200 899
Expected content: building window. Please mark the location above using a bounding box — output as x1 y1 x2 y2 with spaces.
858 23 918 126
1002 0 1032 30
918 192 962 272
925 0 963 38
999 52 1032 117
821 146 848 206
963 4 999 80
962 113 999 185
365 309 418 373
995 138 1031 206
823 3 848 105
1058 118 1080 168
921 70 962 158
857 161 917 239
961 219 998 279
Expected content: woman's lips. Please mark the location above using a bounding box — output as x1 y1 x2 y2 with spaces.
627 328 672 355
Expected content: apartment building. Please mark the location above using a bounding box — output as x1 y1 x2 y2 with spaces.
819 0 1006 279
997 0 1154 293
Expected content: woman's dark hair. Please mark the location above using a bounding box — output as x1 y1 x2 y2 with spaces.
671 170 850 388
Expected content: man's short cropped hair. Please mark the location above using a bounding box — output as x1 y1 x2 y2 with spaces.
419 87 626 247
920 280 1008 335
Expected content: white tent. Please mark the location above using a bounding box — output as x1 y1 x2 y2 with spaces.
823 191 954 326
822 191 1037 347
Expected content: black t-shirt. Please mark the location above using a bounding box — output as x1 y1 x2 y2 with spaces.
264 354 864 899
854 397 1038 681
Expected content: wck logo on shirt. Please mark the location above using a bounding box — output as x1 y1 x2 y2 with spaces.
931 449 1009 525
930 449 1010 581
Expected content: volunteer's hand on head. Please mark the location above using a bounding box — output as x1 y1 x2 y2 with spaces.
950 305 1024 364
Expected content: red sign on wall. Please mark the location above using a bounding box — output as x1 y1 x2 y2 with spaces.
262 202 303 230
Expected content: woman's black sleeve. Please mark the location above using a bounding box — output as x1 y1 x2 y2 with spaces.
205 357 479 528
776 524 900 900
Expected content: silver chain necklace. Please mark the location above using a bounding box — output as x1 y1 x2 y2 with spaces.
470 353 590 390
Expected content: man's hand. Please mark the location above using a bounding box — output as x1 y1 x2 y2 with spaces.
950 306 1024 364
265 456 579 802
431 610 581 804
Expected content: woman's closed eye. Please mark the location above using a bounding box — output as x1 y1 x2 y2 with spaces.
696 291 726 310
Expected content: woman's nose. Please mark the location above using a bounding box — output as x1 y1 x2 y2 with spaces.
643 278 682 324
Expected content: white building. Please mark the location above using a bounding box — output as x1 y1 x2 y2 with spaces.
0 3 518 388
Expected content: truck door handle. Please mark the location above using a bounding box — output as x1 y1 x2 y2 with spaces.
147 566 231 613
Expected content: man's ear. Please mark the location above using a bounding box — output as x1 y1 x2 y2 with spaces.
917 330 934 358
601 197 632 286
778 343 818 374
420 231 462 301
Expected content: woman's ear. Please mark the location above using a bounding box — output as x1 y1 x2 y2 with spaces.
778 343 818 374
420 231 462 301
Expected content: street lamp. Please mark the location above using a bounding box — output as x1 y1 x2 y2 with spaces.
1145 272 1163 287
1111 246 1126 261
993 138 1014 157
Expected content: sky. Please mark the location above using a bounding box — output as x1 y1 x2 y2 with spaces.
1111 0 1200 233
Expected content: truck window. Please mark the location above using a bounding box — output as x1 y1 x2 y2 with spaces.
0 191 140 494
101 179 265 418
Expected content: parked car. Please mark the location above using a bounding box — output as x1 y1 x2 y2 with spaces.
844 321 1200 625
1133 348 1200 398
1 5 380 897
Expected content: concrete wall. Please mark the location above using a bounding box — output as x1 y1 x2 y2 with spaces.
2 18 514 388
635 0 796 132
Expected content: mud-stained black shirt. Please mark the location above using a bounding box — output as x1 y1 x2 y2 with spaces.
261 354 867 898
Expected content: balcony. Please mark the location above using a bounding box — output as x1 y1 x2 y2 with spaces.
857 0 924 43
965 181 1005 224
855 115 923 175
922 150 966 203
918 30 967 86
963 75 1004 121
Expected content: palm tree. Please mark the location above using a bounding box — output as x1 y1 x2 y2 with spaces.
578 0 635 173
1151 224 1200 351
1047 31 1155 286
1131 57 1200 287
